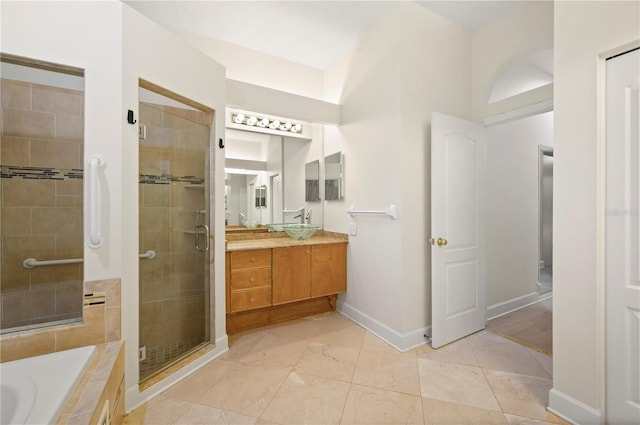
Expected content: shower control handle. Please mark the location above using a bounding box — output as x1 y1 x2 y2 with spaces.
195 224 210 252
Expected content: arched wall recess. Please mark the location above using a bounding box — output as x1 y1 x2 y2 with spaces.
487 48 553 104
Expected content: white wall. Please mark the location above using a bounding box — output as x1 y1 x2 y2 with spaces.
170 28 325 100
484 112 553 311
324 2 471 347
551 1 639 423
471 1 553 122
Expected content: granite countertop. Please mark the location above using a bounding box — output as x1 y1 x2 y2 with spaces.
226 230 348 252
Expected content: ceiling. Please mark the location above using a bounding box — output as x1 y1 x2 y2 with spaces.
124 1 523 70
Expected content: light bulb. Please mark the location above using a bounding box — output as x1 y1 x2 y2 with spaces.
246 116 257 126
269 120 281 130
258 118 269 127
284 122 292 130
234 113 245 124
292 123 302 133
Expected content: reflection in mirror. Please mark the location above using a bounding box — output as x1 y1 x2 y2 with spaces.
255 185 267 208
225 120 323 229
305 160 320 202
224 128 282 227
538 146 553 294
324 151 343 200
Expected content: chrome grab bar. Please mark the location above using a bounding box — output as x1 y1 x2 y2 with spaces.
195 224 210 252
23 250 156 268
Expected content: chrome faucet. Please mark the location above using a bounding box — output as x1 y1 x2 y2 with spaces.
305 207 312 224
284 207 305 223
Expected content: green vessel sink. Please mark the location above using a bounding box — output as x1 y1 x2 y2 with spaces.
282 224 319 240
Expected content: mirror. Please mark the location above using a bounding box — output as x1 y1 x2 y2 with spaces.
225 125 323 228
324 151 343 200
305 160 320 201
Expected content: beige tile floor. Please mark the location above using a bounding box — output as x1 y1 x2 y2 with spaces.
124 312 567 425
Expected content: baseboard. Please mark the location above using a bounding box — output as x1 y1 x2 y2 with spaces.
126 334 229 413
337 300 429 352
487 291 552 321
548 388 603 425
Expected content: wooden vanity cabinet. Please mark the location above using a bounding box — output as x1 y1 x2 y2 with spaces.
226 241 347 333
311 243 347 297
228 249 272 313
272 246 311 304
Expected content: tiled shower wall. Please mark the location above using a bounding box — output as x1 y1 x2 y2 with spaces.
138 100 210 376
0 78 84 330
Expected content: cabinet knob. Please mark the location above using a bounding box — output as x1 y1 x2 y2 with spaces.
249 297 254 303
249 277 255 282
249 257 255 262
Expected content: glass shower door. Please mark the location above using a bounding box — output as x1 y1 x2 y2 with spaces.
137 83 211 381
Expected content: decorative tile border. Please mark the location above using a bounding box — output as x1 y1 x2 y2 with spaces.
0 165 204 186
139 174 204 185
0 165 82 181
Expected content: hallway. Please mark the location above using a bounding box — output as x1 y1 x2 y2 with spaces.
125 312 566 424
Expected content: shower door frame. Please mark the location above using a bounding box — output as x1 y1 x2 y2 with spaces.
137 79 215 383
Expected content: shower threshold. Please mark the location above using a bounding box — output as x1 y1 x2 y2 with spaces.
139 337 208 383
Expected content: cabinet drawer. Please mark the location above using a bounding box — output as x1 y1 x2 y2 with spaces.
231 249 271 270
230 286 271 312
231 268 272 290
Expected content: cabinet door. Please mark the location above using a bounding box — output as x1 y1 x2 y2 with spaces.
311 243 347 297
272 246 310 304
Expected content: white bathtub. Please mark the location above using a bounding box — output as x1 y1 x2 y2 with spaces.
0 345 96 425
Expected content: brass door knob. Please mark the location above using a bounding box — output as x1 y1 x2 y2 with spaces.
437 238 448 246
428 238 436 245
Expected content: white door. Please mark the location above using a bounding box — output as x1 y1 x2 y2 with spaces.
605 48 640 424
431 112 486 348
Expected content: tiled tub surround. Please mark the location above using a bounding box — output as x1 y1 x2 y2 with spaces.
0 278 121 362
57 340 125 425
138 100 211 380
1 77 85 330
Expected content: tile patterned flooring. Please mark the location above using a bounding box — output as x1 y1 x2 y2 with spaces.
124 312 567 425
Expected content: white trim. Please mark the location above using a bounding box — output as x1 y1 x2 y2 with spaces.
548 388 604 425
595 46 608 425
125 335 229 413
482 99 553 127
486 291 551 321
337 301 429 352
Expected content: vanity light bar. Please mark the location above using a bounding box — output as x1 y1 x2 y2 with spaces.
231 112 303 134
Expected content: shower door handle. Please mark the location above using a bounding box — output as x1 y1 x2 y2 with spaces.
195 224 210 252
